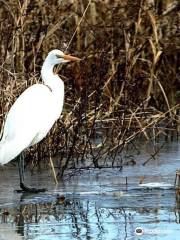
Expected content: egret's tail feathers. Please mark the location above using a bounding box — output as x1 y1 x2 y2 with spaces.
0 140 23 165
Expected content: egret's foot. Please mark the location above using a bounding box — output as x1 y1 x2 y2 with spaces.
16 182 46 193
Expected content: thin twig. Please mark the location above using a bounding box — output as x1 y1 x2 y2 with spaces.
65 0 92 51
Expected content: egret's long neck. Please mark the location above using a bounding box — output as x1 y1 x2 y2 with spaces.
41 57 64 118
41 58 64 104
41 60 57 85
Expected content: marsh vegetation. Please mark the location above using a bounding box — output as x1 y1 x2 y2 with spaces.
0 0 179 175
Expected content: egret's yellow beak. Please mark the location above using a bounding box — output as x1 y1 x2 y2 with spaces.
63 54 81 61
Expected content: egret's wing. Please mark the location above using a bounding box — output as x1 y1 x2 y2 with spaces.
2 84 54 143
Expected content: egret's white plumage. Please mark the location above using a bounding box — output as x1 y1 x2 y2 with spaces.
0 49 79 166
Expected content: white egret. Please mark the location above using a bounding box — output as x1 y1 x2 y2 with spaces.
0 49 80 192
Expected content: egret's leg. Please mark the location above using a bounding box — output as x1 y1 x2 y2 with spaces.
18 153 46 193
18 154 25 183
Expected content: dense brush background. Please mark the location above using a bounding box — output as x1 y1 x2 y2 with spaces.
0 0 179 175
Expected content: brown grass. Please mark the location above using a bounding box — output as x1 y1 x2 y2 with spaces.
0 0 179 176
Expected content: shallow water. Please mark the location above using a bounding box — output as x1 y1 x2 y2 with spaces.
0 140 180 240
